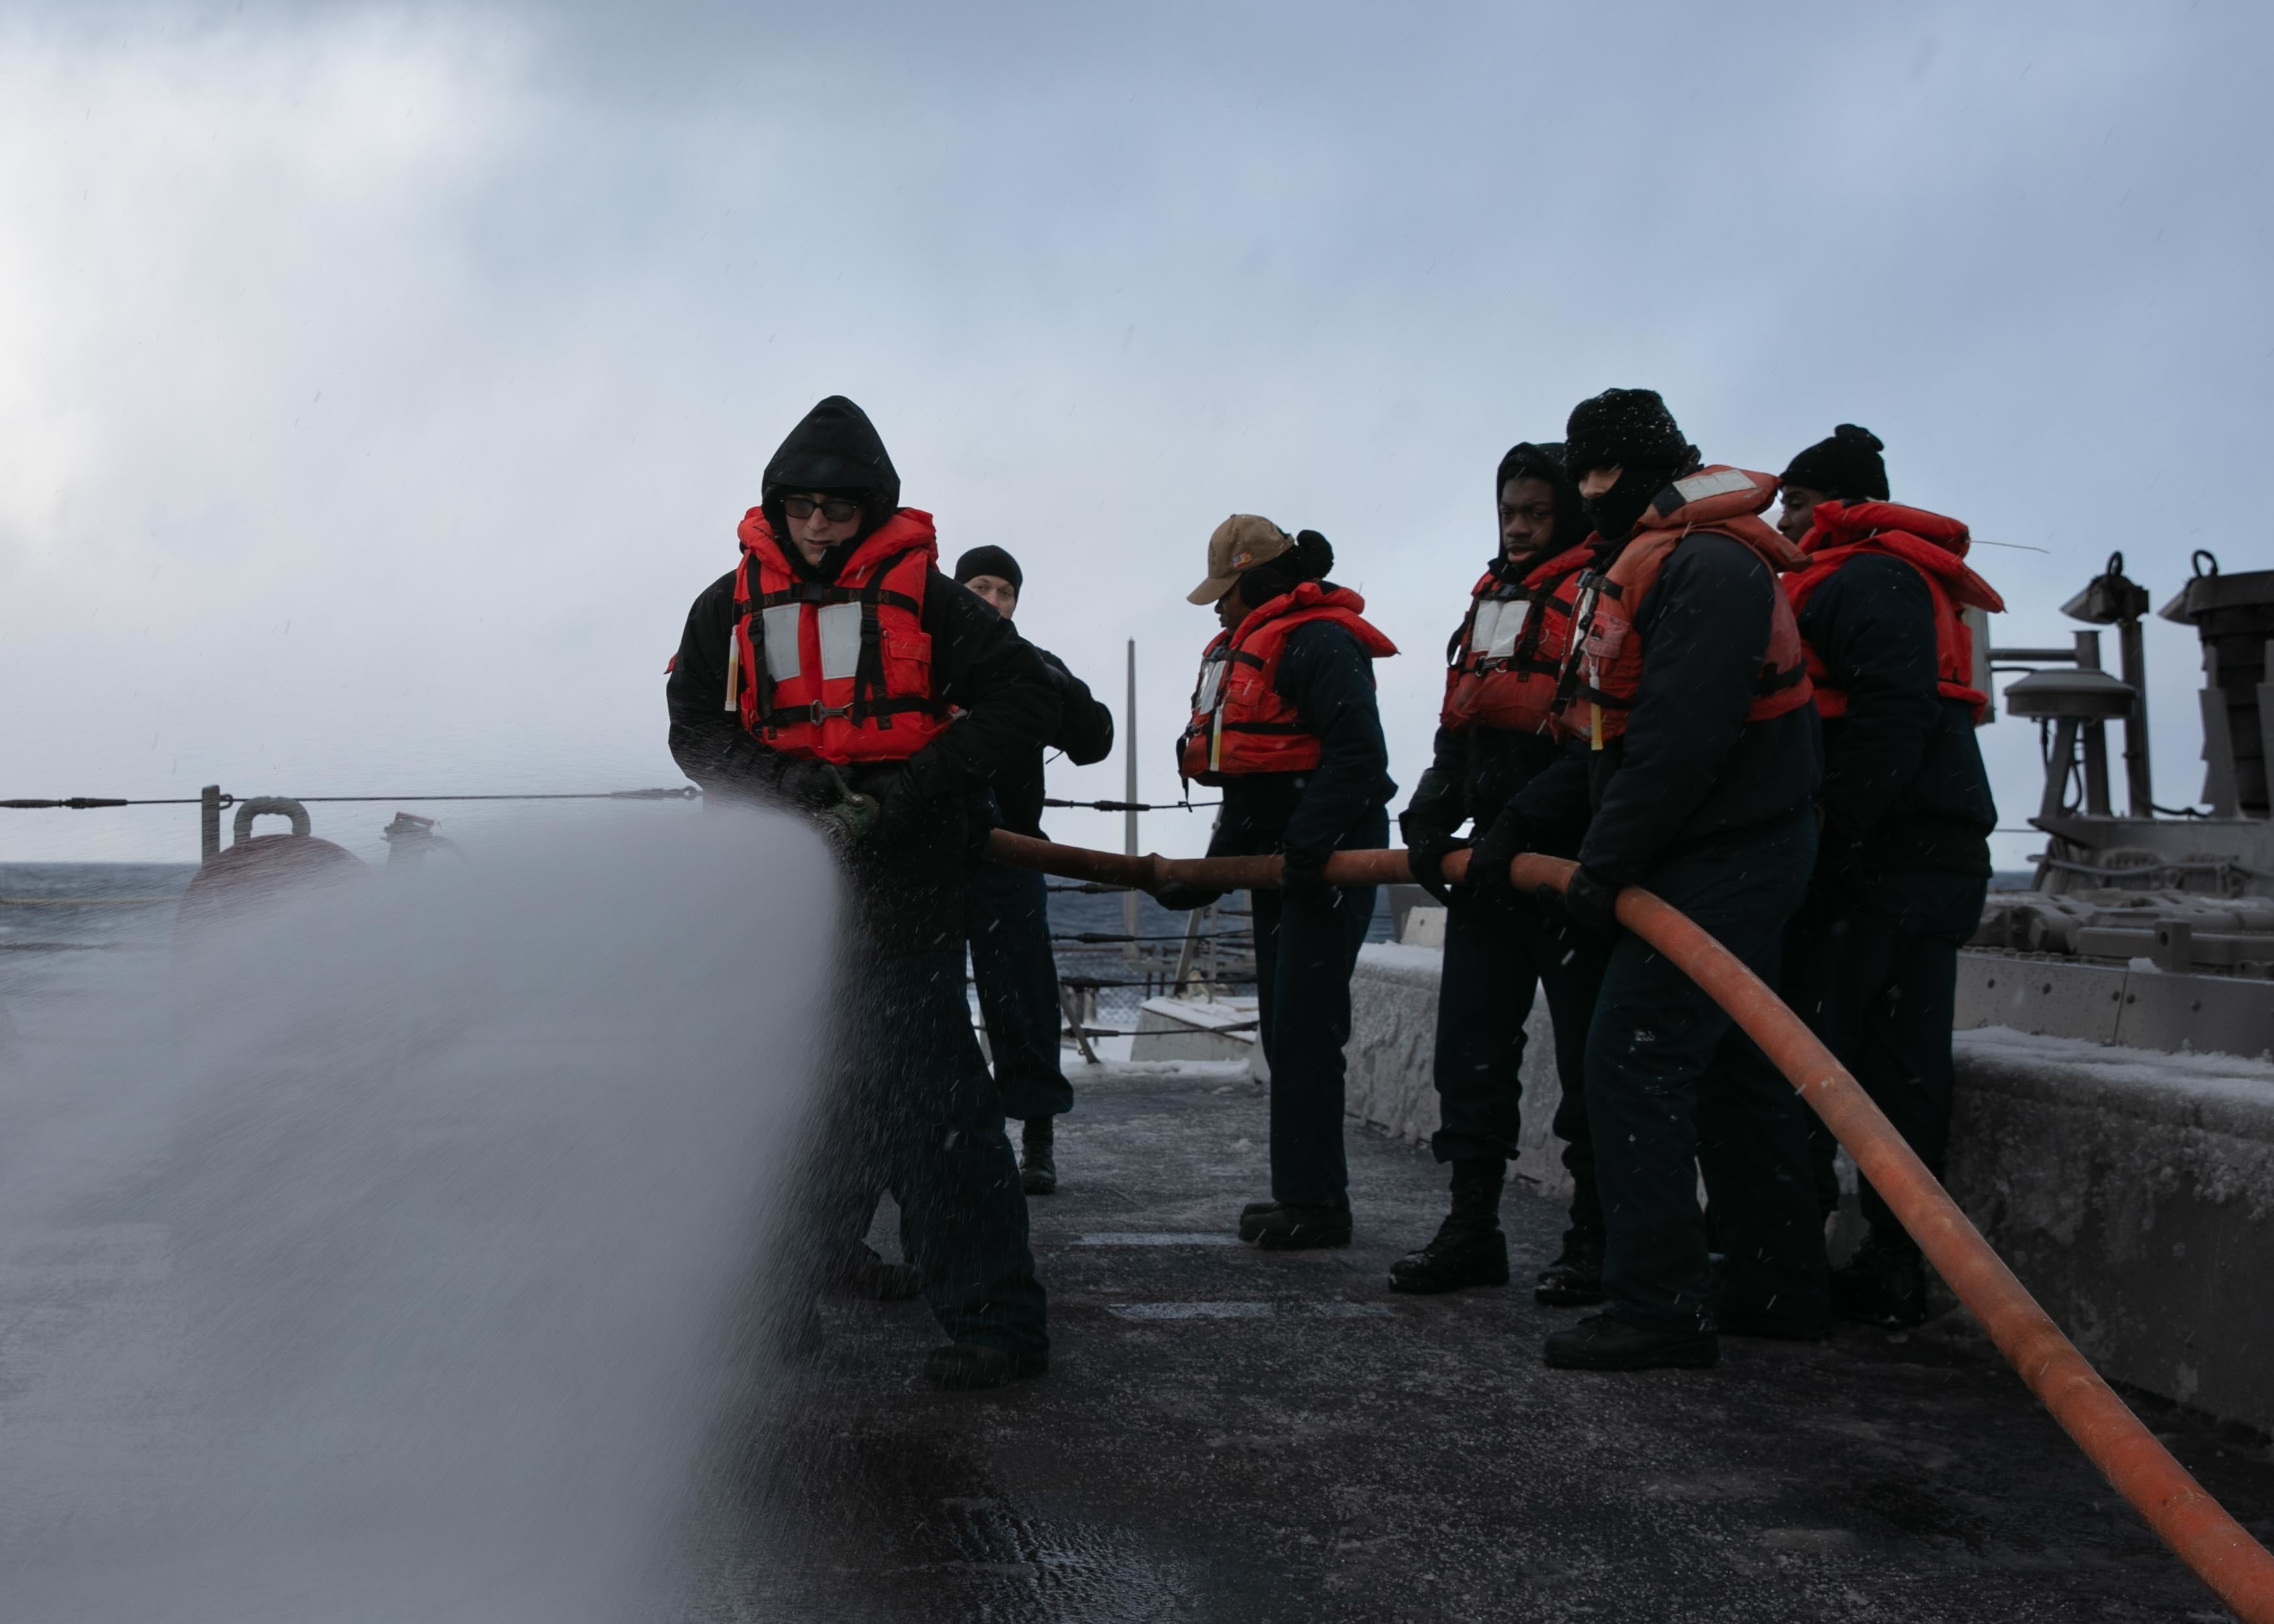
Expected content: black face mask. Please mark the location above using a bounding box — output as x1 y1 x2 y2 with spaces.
1582 469 1671 545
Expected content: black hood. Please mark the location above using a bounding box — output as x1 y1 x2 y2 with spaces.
1782 423 1888 501
761 395 902 572
1491 441 1587 573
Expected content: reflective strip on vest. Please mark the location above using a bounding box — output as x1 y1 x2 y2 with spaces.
760 604 802 682
1673 468 1757 504
1194 656 1228 714
816 601 863 681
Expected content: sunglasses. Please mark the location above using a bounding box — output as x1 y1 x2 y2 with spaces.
781 495 863 523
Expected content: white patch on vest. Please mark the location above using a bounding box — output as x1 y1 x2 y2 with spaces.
760 604 803 682
817 602 863 681
1194 657 1226 714
1673 468 1754 503
1472 597 1529 661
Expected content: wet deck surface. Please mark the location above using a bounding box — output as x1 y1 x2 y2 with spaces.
701 1060 2274 1623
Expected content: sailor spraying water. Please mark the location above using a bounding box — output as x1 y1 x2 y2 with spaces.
665 395 1053 1392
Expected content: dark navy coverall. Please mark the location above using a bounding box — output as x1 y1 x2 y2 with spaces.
1782 553 1995 1249
666 560 1052 1362
965 645 1116 1123
1515 534 1828 1332
1207 613 1396 1212
1422 714 1608 1235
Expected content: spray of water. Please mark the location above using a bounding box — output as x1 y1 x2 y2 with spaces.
0 807 837 1622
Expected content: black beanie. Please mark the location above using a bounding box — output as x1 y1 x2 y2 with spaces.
1493 441 1586 559
1563 389 1699 543
952 545 1023 594
1781 424 1889 501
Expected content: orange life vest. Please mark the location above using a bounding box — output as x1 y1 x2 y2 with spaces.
1439 542 1594 736
726 508 952 764
1549 466 1812 747
1782 501 2004 724
1176 582 1398 783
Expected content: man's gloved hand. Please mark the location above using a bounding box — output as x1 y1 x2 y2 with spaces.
760 758 856 812
1154 880 1226 912
865 765 932 848
810 788 881 847
1465 807 1532 904
1537 866 1623 942
963 791 1002 862
1406 835 1470 906
1398 767 1467 906
1280 845 1335 909
1398 768 1463 848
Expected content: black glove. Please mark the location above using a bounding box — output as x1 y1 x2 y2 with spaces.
1280 846 1334 909
776 758 853 811
1537 866 1623 942
963 790 1002 861
1154 881 1225 912
1406 834 1469 906
865 765 949 851
1398 767 1464 849
1465 807 1532 904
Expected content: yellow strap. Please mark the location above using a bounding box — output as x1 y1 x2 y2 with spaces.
724 632 740 713
1589 701 1604 751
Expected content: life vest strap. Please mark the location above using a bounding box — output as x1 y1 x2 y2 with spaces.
755 582 923 617
1215 719 1312 736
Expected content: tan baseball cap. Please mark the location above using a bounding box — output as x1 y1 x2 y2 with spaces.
1187 514 1293 605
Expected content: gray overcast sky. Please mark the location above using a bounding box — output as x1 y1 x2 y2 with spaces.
3 1 2269 864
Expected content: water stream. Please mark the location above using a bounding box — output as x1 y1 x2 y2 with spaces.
0 810 836 1622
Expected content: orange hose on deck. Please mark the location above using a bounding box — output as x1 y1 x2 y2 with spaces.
981 829 2274 1623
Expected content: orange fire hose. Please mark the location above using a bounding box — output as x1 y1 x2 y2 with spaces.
982 829 2274 1622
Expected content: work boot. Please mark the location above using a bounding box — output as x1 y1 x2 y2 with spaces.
1240 1203 1352 1251
1019 1117 1058 1196
822 1241 922 1302
1543 1314 1718 1371
1832 1232 1929 1329
1236 1200 1278 1241
923 1342 1048 1392
1534 1228 1607 1306
1388 1158 1508 1293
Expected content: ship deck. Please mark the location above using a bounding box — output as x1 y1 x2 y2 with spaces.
711 1057 2274 1623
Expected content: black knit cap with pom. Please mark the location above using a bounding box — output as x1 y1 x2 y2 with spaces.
1780 424 1889 501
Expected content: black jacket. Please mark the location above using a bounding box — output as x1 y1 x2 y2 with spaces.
991 643 1116 839
1514 532 1819 888
1204 612 1396 860
1799 553 1995 873
666 561 1054 956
